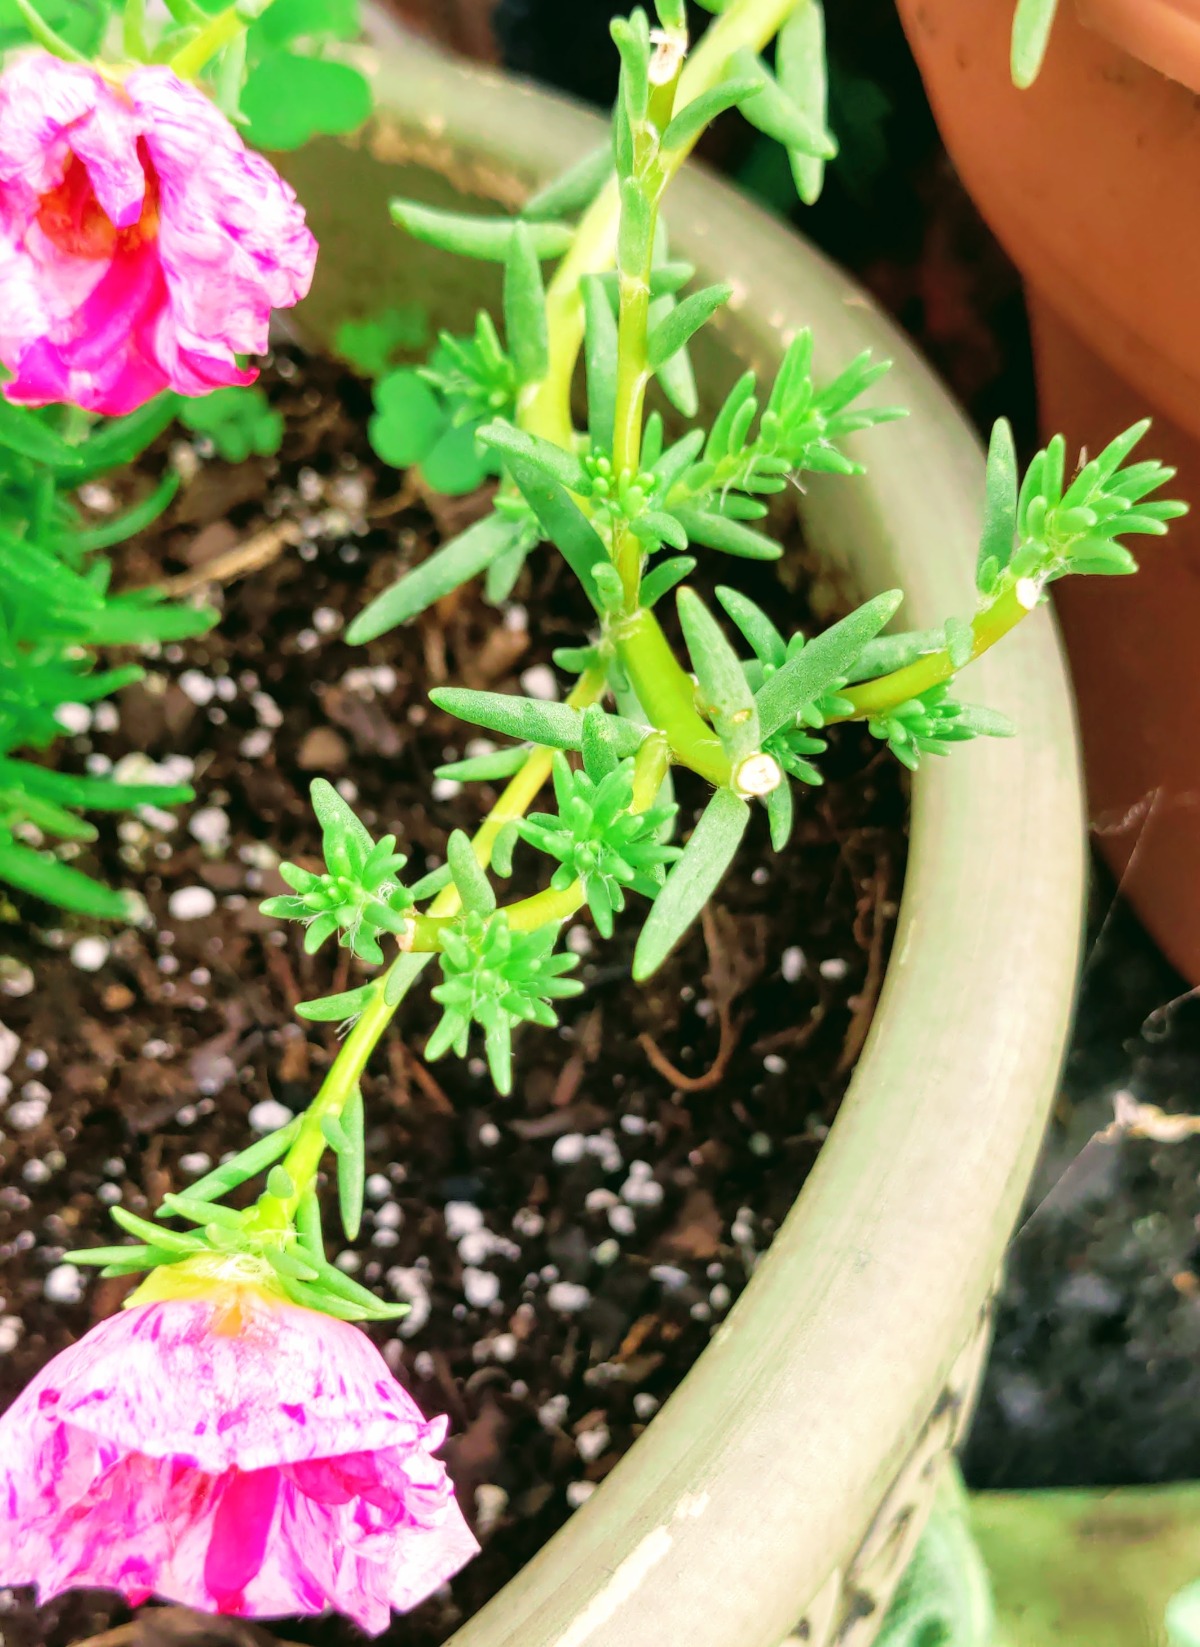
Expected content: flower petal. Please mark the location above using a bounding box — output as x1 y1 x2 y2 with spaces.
25 1294 432 1472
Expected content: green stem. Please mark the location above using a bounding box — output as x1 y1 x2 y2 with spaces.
169 5 243 77
526 0 803 449
11 0 85 60
253 666 609 1229
836 581 1030 720
615 606 731 785
407 733 674 950
122 0 147 60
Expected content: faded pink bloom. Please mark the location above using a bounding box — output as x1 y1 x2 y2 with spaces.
0 1274 478 1633
0 52 317 414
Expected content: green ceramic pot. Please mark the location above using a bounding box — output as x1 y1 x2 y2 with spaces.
280 23 1085 1646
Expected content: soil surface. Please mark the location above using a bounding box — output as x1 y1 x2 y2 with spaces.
0 350 906 1646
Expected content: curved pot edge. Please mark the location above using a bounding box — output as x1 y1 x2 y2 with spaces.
290 27 1086 1647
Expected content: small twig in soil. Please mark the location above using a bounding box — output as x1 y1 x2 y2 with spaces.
397 1038 455 1115
638 908 745 1094
155 520 301 597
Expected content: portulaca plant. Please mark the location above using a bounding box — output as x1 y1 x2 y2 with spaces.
0 0 1184 1637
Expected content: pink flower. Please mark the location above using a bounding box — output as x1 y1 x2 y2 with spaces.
0 52 317 414
0 1272 478 1633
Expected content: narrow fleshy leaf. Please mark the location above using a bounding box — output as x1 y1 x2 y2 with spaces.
582 273 618 449
756 590 904 738
521 142 613 221
504 222 549 386
977 417 1018 592
676 587 760 762
448 828 497 915
633 788 750 979
1011 0 1058 87
337 1085 365 1241
776 0 832 203
647 283 733 372
390 200 573 261
295 984 376 1021
431 689 645 757
347 513 523 643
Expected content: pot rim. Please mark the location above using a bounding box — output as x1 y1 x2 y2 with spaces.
1077 0 1200 90
301 25 1085 1646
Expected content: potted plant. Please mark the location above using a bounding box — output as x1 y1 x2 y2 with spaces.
893 0 1200 983
0 2 1169 1644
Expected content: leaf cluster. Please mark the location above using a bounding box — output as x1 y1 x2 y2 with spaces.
261 778 414 967
67 1102 403 1324
0 396 213 918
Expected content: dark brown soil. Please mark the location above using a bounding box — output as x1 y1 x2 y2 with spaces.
0 350 906 1646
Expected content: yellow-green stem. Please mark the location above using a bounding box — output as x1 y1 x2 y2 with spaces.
616 607 731 785
254 666 609 1229
169 4 243 77
836 582 1030 720
408 733 673 949
525 0 803 449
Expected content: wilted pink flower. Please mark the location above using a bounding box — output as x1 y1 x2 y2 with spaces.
0 52 317 414
0 1269 478 1633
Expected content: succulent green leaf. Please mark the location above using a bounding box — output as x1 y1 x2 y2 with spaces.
347 513 526 643
1011 0 1058 88
391 199 573 262
431 689 644 757
640 555 696 608
447 828 497 916
295 984 377 1021
582 274 619 450
434 745 530 785
633 787 750 979
504 223 549 387
336 1084 365 1242
661 75 761 151
0 842 133 919
647 283 733 373
673 505 781 560
730 46 837 160
174 1119 302 1208
757 589 904 739
776 0 832 203
977 417 1018 592
521 142 613 222
676 587 761 762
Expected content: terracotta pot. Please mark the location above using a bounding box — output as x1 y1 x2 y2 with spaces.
280 20 1085 1645
895 0 1200 981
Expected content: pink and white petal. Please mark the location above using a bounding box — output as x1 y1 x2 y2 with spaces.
68 97 147 229
0 54 108 195
383 1491 479 1614
6 241 172 413
127 68 315 355
0 228 108 362
264 1485 395 1636
125 65 247 169
50 1296 432 1473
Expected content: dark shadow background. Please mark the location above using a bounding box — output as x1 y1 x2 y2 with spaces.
392 0 1200 1495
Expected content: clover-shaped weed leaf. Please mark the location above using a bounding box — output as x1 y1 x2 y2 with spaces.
240 52 371 151
369 369 442 469
427 912 583 1093
334 305 430 378
178 385 283 463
